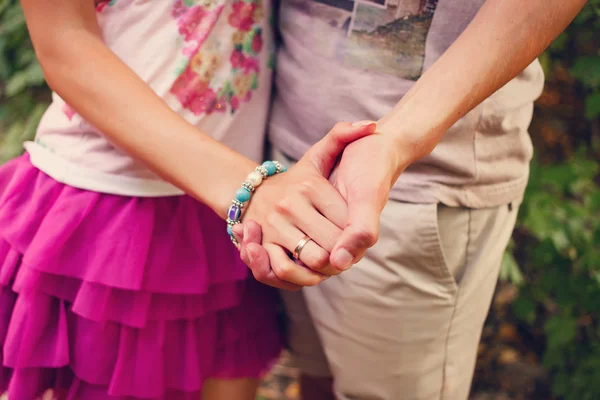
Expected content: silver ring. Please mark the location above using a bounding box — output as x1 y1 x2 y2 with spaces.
293 235 313 260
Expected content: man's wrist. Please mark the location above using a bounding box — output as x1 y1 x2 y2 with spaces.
376 122 424 182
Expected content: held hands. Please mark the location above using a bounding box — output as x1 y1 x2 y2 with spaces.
234 121 407 289
237 122 378 290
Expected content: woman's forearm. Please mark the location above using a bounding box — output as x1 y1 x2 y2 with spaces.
378 0 587 172
31 19 253 217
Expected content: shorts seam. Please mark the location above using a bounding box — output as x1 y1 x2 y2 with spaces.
439 208 472 400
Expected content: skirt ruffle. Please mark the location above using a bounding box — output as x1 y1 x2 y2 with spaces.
0 155 282 399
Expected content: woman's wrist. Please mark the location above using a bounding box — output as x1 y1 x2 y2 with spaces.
225 161 287 245
188 151 258 219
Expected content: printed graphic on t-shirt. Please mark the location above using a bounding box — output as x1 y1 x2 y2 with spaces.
294 0 438 80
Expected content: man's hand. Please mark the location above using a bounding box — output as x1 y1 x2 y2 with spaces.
327 130 406 271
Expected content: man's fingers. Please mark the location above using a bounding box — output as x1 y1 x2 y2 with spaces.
330 201 381 271
306 178 348 230
303 121 377 176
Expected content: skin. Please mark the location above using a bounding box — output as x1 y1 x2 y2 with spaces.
236 0 587 397
18 0 375 397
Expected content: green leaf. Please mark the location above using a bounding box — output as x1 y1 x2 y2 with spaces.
0 0 10 15
0 6 25 35
512 295 536 325
4 70 28 96
544 316 578 350
25 60 44 84
0 120 25 164
499 251 524 285
551 230 571 253
585 91 600 119
551 370 571 397
3 59 45 97
22 102 48 142
571 56 600 88
549 32 569 52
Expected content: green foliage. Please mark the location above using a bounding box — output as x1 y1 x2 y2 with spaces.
0 0 49 164
497 3 600 397
504 151 600 400
543 0 600 120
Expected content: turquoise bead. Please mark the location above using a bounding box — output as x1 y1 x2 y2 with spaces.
227 225 233 236
262 161 277 176
235 187 251 202
281 165 287 173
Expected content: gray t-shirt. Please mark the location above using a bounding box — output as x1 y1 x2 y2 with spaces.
269 0 545 207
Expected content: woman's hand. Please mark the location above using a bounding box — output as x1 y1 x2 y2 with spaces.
236 122 376 288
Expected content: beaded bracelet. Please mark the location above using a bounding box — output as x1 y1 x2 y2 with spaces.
227 160 287 245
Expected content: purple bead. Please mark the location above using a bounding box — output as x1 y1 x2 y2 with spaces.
228 205 241 221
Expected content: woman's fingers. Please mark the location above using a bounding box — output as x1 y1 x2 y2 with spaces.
266 213 335 272
265 243 327 287
234 221 306 290
278 196 342 253
246 243 303 291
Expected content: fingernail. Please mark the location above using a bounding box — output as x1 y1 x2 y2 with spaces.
247 248 254 264
352 120 376 127
243 224 249 240
332 249 353 270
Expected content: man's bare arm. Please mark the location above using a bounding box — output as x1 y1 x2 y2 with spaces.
379 0 588 171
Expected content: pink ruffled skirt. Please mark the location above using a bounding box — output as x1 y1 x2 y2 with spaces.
0 154 282 399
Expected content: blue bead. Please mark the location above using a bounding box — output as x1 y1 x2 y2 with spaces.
227 225 233 236
262 161 277 176
228 205 241 221
235 187 251 202
281 165 287 173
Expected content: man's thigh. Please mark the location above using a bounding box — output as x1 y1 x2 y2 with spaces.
281 200 518 400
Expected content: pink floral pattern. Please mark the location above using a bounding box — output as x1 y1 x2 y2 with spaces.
169 0 265 115
63 104 76 121
95 0 117 12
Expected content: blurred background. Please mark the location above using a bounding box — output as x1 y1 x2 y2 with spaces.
1 1 599 399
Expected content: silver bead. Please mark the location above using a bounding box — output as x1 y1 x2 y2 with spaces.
232 199 245 209
242 181 255 192
227 218 240 226
273 161 283 173
255 165 268 178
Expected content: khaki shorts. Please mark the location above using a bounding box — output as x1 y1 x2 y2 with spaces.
275 150 519 400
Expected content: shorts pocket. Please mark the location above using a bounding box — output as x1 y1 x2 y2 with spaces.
378 201 460 296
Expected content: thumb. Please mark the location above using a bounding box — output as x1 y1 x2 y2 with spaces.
302 121 376 176
330 197 382 271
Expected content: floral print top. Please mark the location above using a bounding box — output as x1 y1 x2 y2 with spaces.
169 0 265 115
31 0 274 197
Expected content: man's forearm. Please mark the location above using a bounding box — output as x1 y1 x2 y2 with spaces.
378 0 587 176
